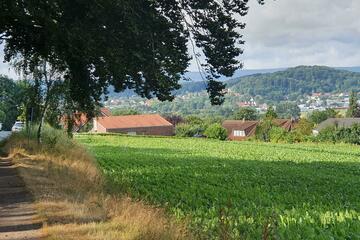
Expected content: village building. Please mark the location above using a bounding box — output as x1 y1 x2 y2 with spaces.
313 118 360 135
93 114 174 136
223 119 297 141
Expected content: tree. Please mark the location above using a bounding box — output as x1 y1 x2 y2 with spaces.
309 108 338 124
1 0 265 118
265 106 278 119
346 91 360 118
20 61 65 143
204 123 227 141
0 75 26 130
233 107 258 120
295 118 314 136
276 102 300 119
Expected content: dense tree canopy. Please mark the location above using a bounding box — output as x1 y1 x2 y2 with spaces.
0 75 26 129
308 109 338 124
0 0 264 114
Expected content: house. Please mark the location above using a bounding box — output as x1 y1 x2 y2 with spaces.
313 118 360 135
222 120 259 141
93 114 174 136
223 119 297 141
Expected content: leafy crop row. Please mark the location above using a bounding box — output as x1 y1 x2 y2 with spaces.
77 135 360 239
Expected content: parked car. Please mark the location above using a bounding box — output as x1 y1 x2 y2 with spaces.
11 121 24 132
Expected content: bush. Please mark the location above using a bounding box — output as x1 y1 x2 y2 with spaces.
268 127 287 143
316 124 360 145
255 119 273 142
295 118 314 135
204 123 228 140
175 123 206 137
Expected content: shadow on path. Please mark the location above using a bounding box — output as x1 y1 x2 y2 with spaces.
0 158 44 240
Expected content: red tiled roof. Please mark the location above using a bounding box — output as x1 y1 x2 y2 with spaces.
97 114 173 129
222 120 259 131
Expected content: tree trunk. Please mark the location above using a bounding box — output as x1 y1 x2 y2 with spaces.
66 114 74 139
37 107 47 144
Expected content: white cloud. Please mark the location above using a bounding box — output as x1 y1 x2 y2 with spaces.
240 0 360 69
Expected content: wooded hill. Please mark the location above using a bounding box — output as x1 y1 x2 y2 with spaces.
177 66 360 101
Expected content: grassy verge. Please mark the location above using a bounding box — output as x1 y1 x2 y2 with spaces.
2 127 189 240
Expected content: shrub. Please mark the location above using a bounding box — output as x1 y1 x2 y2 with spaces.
175 123 206 137
255 119 273 142
295 118 314 135
268 126 287 143
204 123 228 140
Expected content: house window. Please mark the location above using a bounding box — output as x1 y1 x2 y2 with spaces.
234 130 246 137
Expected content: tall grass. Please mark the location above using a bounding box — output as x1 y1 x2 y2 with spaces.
3 126 189 240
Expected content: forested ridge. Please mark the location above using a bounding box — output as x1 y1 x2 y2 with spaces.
177 66 360 100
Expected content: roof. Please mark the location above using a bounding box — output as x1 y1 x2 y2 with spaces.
96 114 173 130
315 118 360 132
222 120 259 131
273 119 296 131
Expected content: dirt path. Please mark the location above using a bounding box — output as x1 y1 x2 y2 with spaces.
0 156 44 240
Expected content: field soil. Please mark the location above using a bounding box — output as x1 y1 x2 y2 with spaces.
0 156 44 240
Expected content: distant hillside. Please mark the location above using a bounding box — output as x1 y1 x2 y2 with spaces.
107 65 360 99
176 66 360 101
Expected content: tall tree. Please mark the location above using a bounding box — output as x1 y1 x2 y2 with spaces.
0 0 264 118
347 91 360 118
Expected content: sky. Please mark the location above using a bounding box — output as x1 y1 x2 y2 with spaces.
1 0 360 78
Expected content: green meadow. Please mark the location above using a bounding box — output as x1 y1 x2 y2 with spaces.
77 134 360 239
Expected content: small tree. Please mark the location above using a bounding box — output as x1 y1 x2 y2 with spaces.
309 108 338 124
20 61 64 144
295 118 314 136
347 91 360 118
233 107 258 121
265 106 278 119
204 123 228 141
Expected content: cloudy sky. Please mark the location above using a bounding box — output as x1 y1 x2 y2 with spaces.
1 0 360 78
239 0 360 69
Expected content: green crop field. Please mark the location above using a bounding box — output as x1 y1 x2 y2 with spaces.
77 134 360 239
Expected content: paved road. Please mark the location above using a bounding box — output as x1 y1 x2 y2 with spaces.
0 132 11 142
0 131 44 240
